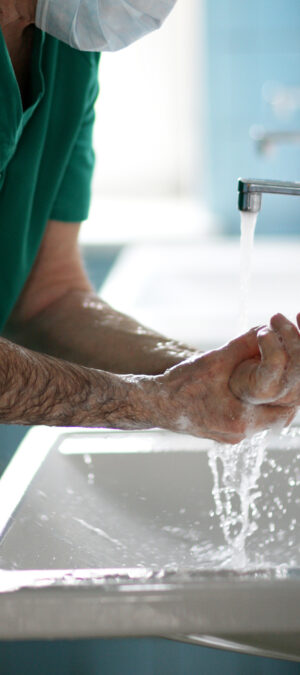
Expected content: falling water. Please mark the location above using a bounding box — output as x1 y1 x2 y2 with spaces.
238 211 258 333
208 431 269 567
208 209 266 567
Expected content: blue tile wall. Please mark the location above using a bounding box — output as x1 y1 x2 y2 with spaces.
203 0 300 235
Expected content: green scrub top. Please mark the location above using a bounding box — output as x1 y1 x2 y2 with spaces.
0 27 100 331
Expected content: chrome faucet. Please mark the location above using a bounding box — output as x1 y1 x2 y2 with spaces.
237 178 300 213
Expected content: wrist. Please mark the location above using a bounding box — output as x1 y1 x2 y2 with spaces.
117 373 162 430
121 367 188 434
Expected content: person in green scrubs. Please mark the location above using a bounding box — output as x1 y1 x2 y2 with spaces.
0 0 299 445
1 6 299 675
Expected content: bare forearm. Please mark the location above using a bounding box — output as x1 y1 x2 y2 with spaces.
4 290 197 374
0 337 156 428
0 331 291 444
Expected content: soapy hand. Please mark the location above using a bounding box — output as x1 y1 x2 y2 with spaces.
153 327 294 444
230 313 300 409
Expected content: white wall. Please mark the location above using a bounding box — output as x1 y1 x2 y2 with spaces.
91 0 204 199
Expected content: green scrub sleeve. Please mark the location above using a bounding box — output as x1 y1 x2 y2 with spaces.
49 61 100 223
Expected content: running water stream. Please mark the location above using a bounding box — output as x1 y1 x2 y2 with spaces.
207 211 278 567
238 211 258 333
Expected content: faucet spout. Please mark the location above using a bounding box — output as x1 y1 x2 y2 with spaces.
238 178 300 212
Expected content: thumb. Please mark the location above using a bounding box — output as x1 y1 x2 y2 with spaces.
229 358 259 402
223 327 262 368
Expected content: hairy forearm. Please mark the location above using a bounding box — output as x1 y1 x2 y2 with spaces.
0 337 157 428
4 290 197 374
0 328 291 444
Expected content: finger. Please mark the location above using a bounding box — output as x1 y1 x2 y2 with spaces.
244 402 296 436
210 405 296 445
297 313 300 330
270 313 300 355
257 327 287 371
223 326 265 368
255 328 287 399
229 359 260 401
230 345 286 404
210 403 296 444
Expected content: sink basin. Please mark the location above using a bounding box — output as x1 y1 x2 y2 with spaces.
0 425 299 661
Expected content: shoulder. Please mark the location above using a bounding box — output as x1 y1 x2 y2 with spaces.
41 34 101 116
43 33 101 76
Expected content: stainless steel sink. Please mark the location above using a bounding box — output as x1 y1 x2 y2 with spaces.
0 426 299 661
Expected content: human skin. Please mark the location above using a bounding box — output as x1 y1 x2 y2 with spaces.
0 3 297 442
0 0 36 26
1 221 295 443
230 313 300 409
0 329 294 442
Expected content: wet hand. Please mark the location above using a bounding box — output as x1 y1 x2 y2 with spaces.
153 327 293 444
230 313 300 409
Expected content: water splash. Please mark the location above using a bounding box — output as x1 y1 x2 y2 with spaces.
208 431 269 566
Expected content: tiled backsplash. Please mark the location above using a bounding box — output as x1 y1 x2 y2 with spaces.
204 0 300 234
